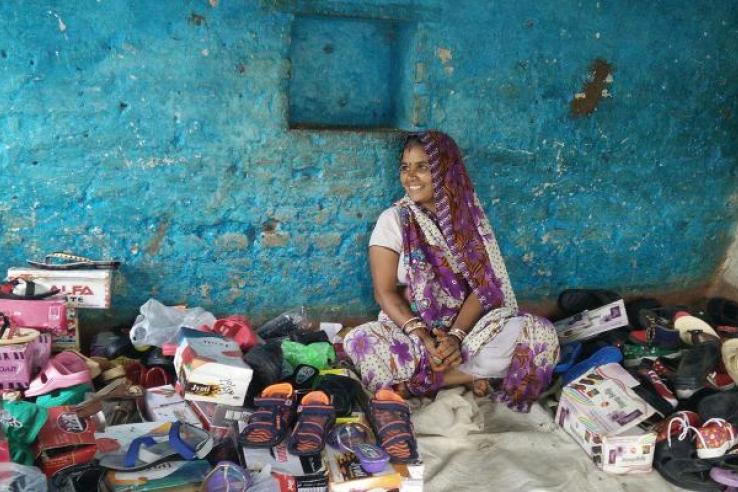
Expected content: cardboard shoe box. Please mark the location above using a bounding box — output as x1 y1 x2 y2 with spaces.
554 299 629 344
173 331 252 406
33 406 98 477
143 385 202 427
0 298 69 334
555 363 657 474
8 267 113 309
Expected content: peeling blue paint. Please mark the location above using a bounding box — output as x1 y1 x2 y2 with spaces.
0 0 737 323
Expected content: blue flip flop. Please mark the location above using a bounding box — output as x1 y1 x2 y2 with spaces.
563 345 623 384
99 422 213 471
554 342 583 374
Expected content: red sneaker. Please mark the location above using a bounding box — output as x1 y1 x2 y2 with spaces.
695 418 738 459
654 411 700 443
707 361 736 391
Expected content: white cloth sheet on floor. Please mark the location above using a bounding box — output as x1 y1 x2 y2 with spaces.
410 387 679 492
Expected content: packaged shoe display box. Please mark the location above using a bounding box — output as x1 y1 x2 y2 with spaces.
7 267 113 309
555 363 658 474
554 299 629 344
173 330 253 406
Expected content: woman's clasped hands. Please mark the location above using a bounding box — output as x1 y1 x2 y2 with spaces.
412 325 463 372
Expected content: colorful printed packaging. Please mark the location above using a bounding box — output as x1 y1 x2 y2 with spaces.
8 268 113 309
324 444 424 492
554 299 629 344
51 307 80 352
143 385 201 427
0 333 51 390
173 332 252 406
188 400 251 439
0 298 68 334
555 363 657 474
33 406 97 476
105 459 211 491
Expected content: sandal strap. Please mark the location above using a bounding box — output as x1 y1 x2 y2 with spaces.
124 436 157 468
46 252 94 264
169 421 197 460
244 398 292 440
298 404 334 416
253 397 292 407
376 420 412 440
372 400 410 414
381 430 414 449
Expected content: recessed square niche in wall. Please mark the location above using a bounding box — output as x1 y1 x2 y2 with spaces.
288 14 414 130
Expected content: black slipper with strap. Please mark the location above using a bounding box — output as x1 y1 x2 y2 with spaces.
27 252 120 270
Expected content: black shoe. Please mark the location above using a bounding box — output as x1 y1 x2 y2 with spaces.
653 435 722 491
557 288 621 316
674 336 720 400
697 390 738 425
144 347 173 368
243 340 284 405
283 364 319 391
104 333 141 359
316 374 362 418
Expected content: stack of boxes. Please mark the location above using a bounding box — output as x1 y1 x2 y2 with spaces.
7 268 114 350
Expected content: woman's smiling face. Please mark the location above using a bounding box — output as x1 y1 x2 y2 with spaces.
400 144 435 213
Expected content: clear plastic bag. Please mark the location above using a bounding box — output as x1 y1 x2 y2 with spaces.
129 298 216 349
256 306 312 340
0 463 47 491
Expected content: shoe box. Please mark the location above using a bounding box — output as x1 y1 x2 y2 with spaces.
8 268 113 309
173 330 253 406
556 362 658 474
555 299 629 344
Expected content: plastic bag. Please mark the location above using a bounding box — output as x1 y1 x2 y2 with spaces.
129 298 216 349
0 463 47 491
257 306 312 340
281 341 336 370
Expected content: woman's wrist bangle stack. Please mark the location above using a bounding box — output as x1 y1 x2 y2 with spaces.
401 317 425 336
448 328 467 344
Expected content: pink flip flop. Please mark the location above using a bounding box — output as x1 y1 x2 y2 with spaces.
25 351 92 397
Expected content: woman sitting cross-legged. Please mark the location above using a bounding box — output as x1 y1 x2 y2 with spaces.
344 130 560 412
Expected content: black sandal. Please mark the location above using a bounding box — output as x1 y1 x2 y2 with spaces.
557 288 620 316
653 436 722 491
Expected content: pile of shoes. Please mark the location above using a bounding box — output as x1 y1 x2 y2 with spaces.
0 252 424 492
553 290 738 488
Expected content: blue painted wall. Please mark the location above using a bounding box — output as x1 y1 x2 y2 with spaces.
1 0 737 323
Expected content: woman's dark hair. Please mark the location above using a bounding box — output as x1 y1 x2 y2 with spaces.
400 135 425 161
403 135 423 151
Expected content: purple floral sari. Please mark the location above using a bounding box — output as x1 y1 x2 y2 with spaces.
345 131 559 411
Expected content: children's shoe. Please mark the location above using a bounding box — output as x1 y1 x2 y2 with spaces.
695 418 738 459
622 343 680 368
652 357 678 380
287 390 335 456
240 383 296 448
369 389 419 463
707 362 737 392
637 361 678 409
654 411 701 443
674 336 721 399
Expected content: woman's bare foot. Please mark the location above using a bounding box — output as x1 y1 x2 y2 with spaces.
464 378 491 397
394 381 412 399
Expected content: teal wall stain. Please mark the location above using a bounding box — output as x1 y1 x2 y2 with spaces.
1 0 737 323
